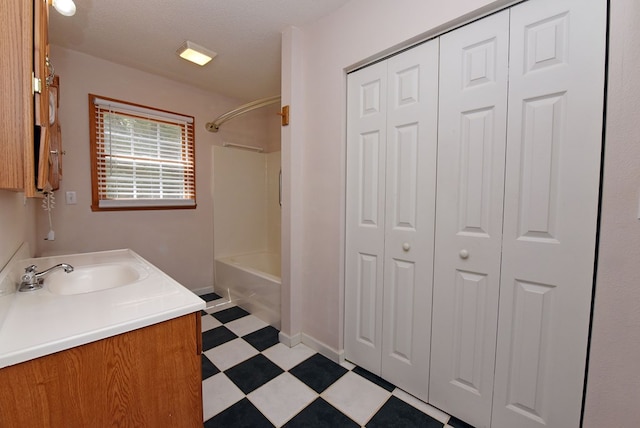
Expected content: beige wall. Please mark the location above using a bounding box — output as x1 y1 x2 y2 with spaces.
37 46 272 290
212 147 281 262
266 152 281 255
284 0 640 424
213 147 268 259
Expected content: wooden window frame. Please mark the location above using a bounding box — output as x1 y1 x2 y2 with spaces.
89 94 196 211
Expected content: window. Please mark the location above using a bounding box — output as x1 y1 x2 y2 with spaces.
89 94 196 211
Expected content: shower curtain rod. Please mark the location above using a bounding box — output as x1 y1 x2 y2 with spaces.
205 95 281 133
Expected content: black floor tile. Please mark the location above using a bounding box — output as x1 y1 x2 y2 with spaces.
204 397 274 428
212 306 250 323
283 397 359 428
225 354 284 394
366 396 444 428
352 366 396 392
243 325 280 351
201 354 220 380
200 310 208 316
289 353 348 393
200 292 223 302
448 416 475 428
202 326 237 351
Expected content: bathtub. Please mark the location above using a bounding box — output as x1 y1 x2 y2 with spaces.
214 252 281 329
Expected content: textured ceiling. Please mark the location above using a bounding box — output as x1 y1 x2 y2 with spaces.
49 0 351 101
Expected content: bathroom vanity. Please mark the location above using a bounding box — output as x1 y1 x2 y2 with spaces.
0 248 205 427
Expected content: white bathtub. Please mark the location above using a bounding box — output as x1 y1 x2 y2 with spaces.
215 252 281 329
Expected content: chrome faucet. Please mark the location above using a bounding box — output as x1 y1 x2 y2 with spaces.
18 263 74 292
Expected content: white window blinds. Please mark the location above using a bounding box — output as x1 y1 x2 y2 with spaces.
90 96 196 210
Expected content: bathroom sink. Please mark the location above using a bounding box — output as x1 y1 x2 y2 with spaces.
46 263 144 295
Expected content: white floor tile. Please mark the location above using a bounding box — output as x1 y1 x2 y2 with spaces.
248 372 317 427
201 314 223 332
393 389 450 424
225 314 268 337
202 373 244 421
262 343 316 371
321 371 391 426
203 338 259 371
340 360 356 370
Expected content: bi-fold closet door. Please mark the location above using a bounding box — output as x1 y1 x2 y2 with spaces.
345 0 605 426
429 9 510 427
344 40 439 402
431 0 606 427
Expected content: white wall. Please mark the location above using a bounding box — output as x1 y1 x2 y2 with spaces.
0 191 37 270
285 0 640 424
37 46 271 290
266 104 283 153
285 0 514 353
582 0 640 425
280 26 305 343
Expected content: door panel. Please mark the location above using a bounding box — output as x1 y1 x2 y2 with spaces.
458 107 497 237
430 10 509 428
517 93 564 242
381 40 439 402
355 253 380 347
492 1 606 427
387 258 417 361
345 62 388 374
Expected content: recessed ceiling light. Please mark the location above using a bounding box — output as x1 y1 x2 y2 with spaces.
177 41 217 66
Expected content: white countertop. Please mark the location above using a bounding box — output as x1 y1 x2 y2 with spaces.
0 249 205 369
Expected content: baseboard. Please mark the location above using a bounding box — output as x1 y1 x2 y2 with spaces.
277 331 344 364
278 331 302 347
300 333 344 364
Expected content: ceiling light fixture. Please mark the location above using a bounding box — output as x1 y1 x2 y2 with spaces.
51 0 76 16
177 41 217 66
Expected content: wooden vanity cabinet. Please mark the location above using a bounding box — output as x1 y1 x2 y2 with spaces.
0 0 54 196
0 313 204 427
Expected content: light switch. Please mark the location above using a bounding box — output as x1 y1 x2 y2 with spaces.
65 191 77 205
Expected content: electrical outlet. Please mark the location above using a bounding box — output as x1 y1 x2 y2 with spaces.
65 191 77 205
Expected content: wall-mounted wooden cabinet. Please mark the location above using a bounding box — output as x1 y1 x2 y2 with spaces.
0 0 34 194
0 0 56 197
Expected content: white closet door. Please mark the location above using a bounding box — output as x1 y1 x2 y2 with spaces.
430 10 509 428
381 40 439 402
492 0 606 427
345 62 388 374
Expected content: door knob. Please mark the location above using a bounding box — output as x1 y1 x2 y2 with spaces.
459 249 469 259
402 242 411 251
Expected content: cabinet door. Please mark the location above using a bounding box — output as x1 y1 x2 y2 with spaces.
34 0 51 191
48 76 62 189
492 0 606 427
430 10 509 428
345 61 388 374
381 40 439 402
0 0 33 191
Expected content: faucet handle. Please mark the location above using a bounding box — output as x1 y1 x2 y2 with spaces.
19 265 39 291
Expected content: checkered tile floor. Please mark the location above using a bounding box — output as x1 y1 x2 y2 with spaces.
199 293 474 428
